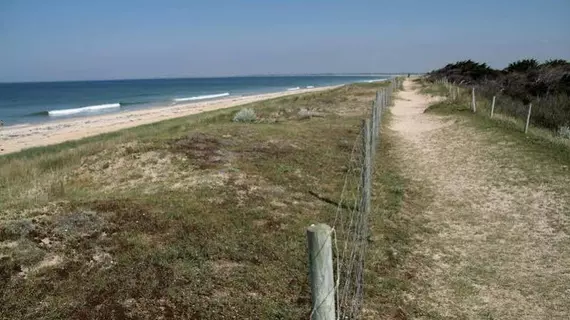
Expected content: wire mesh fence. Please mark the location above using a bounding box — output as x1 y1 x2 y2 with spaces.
307 78 402 320
432 77 570 137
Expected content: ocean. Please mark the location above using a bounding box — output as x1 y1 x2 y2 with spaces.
0 75 388 126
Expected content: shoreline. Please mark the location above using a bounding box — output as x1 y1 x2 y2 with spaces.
0 85 339 155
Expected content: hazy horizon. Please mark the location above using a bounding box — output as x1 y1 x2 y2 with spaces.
1 0 569 82
0 73 417 84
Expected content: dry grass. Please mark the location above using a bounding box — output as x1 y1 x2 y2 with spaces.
0 82 413 319
390 80 570 319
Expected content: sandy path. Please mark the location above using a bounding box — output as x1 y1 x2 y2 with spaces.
390 80 570 319
0 86 337 155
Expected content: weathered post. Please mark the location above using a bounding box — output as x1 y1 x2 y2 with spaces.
377 96 383 132
525 103 532 134
490 96 496 118
307 223 335 320
371 102 378 161
471 87 476 113
361 119 372 220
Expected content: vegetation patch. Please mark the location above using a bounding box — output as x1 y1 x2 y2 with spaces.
170 132 231 169
426 58 570 129
0 81 415 319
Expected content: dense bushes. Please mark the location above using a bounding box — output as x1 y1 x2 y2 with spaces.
427 59 570 130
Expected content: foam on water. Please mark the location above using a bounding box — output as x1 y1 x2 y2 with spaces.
364 79 388 83
173 92 230 102
48 103 121 116
287 87 301 91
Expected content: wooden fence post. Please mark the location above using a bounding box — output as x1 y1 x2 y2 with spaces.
377 96 383 132
525 103 532 134
490 96 496 118
307 223 336 320
371 102 377 161
376 91 380 107
361 119 372 219
471 87 476 113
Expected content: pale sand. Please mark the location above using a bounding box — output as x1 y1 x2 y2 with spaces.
0 86 338 155
389 80 570 319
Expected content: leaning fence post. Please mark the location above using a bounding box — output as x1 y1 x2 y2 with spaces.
307 223 335 320
490 96 496 118
525 103 532 134
471 87 476 113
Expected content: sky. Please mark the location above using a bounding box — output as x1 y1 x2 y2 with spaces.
0 0 569 82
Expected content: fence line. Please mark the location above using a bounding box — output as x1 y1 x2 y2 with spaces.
307 77 402 320
432 78 555 136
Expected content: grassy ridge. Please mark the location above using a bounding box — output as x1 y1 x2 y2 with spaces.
419 79 570 162
0 83 411 319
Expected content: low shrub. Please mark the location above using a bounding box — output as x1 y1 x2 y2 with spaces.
232 108 257 123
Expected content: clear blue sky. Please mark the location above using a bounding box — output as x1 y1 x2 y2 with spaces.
1 0 569 82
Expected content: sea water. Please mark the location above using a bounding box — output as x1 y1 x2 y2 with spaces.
0 76 389 125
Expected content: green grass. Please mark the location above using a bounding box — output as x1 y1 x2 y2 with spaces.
362 116 434 318
0 82 412 319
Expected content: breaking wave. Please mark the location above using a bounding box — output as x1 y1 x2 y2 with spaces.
173 92 230 102
48 103 121 116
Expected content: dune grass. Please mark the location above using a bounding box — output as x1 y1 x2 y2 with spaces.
419 80 570 162
0 82 413 319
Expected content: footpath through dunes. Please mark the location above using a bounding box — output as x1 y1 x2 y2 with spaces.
390 80 570 319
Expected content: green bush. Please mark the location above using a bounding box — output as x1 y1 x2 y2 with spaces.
427 58 570 129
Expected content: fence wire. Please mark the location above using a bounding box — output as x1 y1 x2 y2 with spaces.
308 78 401 320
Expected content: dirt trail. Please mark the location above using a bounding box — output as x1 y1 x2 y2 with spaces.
390 80 570 319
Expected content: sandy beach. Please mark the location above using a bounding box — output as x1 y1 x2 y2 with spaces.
0 86 337 155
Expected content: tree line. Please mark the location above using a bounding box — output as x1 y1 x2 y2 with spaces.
427 59 570 130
